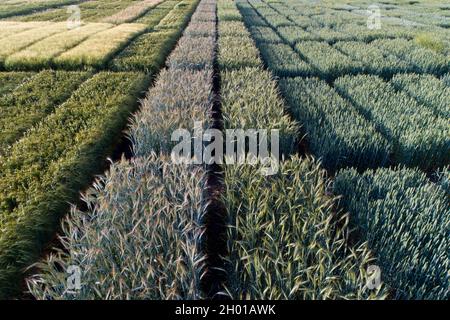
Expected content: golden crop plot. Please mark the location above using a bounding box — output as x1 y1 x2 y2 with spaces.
54 23 148 67
6 23 114 68
0 21 52 40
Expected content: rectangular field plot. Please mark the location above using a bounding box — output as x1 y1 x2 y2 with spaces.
54 23 148 68
0 22 147 69
373 38 450 75
0 0 79 19
0 72 147 297
335 74 450 170
6 0 141 23
5 23 114 69
0 71 35 96
102 0 165 24
0 21 52 39
0 70 90 154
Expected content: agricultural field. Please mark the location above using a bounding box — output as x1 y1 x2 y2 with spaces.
0 0 448 304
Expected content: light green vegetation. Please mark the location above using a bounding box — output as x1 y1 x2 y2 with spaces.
54 23 148 68
5 23 113 70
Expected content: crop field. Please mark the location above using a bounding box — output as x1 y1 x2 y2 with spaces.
0 0 448 303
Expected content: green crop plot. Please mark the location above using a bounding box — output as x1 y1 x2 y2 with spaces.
0 70 91 154
0 71 35 96
334 167 449 300
5 23 113 69
54 23 148 68
0 0 448 302
0 72 148 298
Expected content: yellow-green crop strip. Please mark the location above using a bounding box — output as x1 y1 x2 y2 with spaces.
0 72 148 298
0 22 68 63
5 23 114 70
0 21 50 40
54 23 148 68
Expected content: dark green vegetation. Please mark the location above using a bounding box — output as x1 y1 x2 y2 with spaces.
279 77 390 172
238 0 449 172
0 70 91 154
0 71 35 96
334 167 449 300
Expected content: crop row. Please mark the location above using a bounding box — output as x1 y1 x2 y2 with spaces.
0 21 52 40
372 38 449 76
9 0 140 23
334 167 449 300
334 41 414 78
0 1 198 71
0 72 148 298
0 71 35 96
27 0 214 299
391 73 450 118
102 0 165 24
0 70 91 155
279 77 390 172
335 74 450 171
4 23 114 70
0 0 80 19
218 0 386 300
240 0 450 78
246 0 417 42
0 22 147 70
135 0 182 25
111 0 200 72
